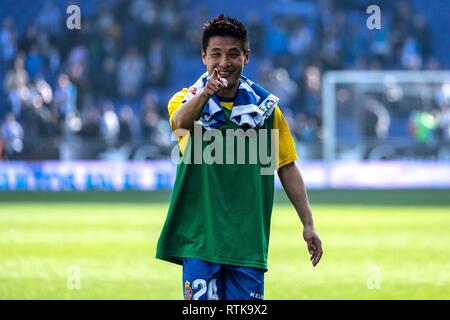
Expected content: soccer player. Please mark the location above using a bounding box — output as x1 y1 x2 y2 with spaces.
156 14 322 300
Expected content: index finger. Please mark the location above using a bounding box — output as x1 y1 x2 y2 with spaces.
210 68 219 79
312 242 323 267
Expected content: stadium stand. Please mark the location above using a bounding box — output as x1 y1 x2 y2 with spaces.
0 0 449 160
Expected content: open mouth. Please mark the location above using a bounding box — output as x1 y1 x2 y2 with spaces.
219 71 233 78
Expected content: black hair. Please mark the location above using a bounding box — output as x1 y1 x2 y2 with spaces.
202 14 249 53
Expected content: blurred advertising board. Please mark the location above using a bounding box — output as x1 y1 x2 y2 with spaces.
0 160 449 191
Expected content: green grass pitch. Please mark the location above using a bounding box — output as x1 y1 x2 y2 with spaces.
0 191 449 299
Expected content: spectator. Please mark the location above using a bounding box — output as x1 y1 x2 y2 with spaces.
141 107 171 151
370 28 391 65
411 15 431 61
266 20 289 58
246 11 265 56
295 113 320 142
36 0 62 36
4 54 29 118
117 47 145 99
100 101 119 148
79 107 100 140
53 73 77 118
25 44 44 79
129 0 159 50
409 109 437 144
401 36 422 70
93 56 117 100
0 17 17 65
438 105 450 143
362 96 391 140
1 113 24 159
264 67 298 109
117 105 136 146
146 39 170 87
287 20 313 59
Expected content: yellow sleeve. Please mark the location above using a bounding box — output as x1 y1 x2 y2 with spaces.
168 88 189 130
273 106 298 169
168 88 190 155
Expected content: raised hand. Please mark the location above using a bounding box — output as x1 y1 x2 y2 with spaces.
202 68 228 98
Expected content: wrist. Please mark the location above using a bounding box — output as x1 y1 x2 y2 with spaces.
199 89 212 99
303 220 314 228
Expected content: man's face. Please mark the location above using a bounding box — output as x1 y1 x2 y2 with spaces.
202 36 250 89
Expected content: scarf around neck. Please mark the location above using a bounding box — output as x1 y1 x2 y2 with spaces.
182 72 279 130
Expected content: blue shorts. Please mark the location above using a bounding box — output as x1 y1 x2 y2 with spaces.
182 258 264 300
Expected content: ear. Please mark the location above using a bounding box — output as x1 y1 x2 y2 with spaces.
244 49 250 65
201 50 207 65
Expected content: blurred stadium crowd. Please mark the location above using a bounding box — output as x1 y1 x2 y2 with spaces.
0 0 449 160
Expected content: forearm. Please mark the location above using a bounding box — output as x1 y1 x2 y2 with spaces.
277 162 314 227
172 91 210 130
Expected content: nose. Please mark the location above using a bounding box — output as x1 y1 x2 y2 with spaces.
219 56 231 69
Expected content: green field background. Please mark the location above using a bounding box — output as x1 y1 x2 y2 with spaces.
0 190 449 300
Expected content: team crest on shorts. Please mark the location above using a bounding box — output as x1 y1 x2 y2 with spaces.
184 280 193 300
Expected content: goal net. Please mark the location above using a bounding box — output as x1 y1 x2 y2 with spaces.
319 70 450 188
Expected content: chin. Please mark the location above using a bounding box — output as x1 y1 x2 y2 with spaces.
229 77 240 86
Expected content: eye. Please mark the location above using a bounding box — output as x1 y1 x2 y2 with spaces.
211 53 220 57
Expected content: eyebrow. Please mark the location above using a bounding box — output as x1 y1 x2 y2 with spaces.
209 47 242 53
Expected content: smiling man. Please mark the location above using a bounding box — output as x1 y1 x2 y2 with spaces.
156 14 322 300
